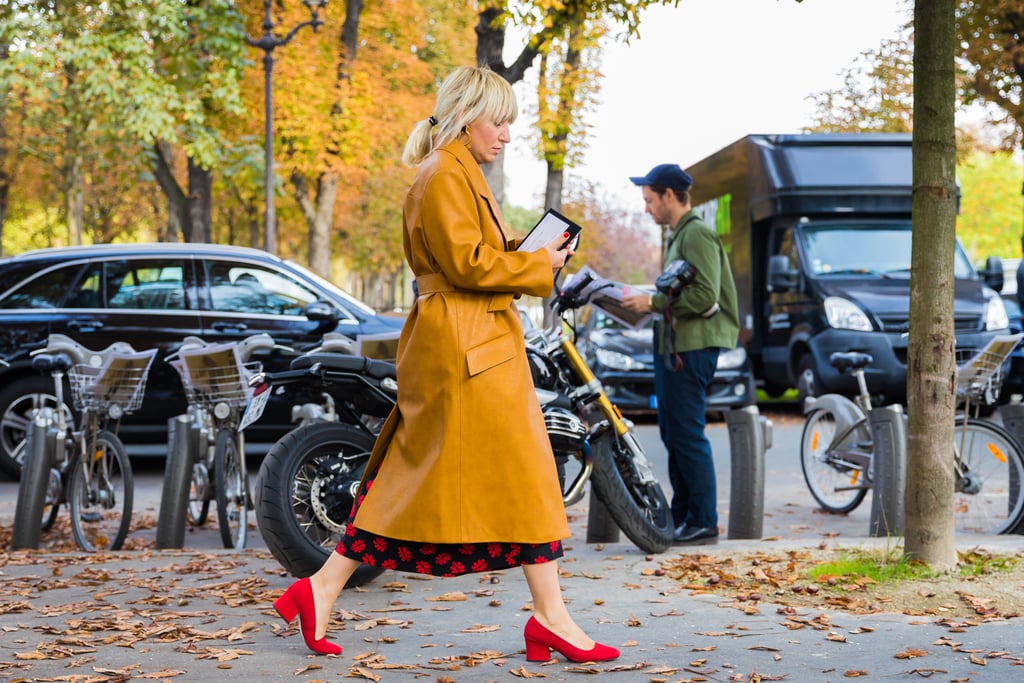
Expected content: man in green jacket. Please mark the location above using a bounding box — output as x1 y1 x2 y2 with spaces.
622 163 739 544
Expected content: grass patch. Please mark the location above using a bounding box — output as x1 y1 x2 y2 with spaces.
807 545 1018 587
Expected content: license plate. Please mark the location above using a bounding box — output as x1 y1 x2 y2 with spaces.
239 385 270 431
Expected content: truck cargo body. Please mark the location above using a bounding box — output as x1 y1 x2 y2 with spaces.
685 133 1007 403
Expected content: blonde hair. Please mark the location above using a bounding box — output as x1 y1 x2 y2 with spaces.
402 66 518 166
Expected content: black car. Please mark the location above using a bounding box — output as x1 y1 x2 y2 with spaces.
577 307 755 414
0 243 404 477
998 291 1024 403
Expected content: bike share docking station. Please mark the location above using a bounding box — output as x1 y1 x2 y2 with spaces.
867 404 907 537
156 415 193 549
585 405 773 544
996 402 1024 535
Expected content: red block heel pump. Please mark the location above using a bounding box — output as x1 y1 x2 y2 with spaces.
273 577 342 655
523 616 619 663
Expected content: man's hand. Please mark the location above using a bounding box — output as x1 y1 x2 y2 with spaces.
621 292 653 313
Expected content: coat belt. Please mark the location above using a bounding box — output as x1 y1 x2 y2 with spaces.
415 272 454 294
415 272 514 313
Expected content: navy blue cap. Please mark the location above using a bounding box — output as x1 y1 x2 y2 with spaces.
629 163 693 191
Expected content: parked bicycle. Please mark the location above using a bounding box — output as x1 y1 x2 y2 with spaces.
166 334 271 549
800 334 1024 535
12 335 155 551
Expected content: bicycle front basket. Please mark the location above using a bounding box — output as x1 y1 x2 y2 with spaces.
68 349 157 414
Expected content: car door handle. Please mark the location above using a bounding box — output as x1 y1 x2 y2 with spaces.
68 319 103 333
211 321 248 333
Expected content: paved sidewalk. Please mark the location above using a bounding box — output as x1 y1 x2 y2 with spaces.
2 518 1021 683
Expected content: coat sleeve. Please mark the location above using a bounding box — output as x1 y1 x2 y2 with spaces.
418 166 553 298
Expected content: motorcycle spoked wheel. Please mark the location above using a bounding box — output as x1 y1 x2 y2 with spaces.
254 422 383 586
589 432 674 553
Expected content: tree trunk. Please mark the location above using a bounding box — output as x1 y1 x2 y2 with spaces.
152 140 188 242
340 0 363 64
64 152 83 246
0 36 9 257
187 158 212 243
905 0 958 570
291 171 338 278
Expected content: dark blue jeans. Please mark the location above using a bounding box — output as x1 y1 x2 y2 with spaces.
653 346 720 529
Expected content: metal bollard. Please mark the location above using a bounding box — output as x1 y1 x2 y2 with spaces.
586 489 621 543
868 404 907 537
156 415 193 549
996 403 1024 534
725 405 770 539
11 416 52 550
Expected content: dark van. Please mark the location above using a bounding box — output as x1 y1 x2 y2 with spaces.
685 133 1008 403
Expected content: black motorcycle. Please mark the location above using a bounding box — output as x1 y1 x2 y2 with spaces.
255 278 674 581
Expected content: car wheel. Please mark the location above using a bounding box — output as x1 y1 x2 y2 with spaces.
796 354 821 407
0 376 73 479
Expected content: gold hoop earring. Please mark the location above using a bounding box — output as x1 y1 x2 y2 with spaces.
460 125 472 148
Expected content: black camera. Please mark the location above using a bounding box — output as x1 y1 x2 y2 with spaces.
655 259 696 298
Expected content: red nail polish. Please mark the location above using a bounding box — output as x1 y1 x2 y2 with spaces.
562 232 570 238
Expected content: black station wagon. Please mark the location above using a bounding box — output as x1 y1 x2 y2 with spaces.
0 243 404 477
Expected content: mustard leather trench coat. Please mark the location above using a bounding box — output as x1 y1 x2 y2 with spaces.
352 139 571 545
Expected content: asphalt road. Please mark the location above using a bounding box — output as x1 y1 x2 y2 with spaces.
0 403 873 552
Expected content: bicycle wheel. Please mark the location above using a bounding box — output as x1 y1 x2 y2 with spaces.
188 462 211 525
952 417 1024 535
214 428 248 549
800 408 870 514
68 430 133 551
187 424 211 525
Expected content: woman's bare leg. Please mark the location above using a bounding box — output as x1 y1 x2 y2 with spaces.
521 561 594 648
307 552 362 640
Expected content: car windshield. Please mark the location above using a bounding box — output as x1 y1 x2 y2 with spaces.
799 221 975 279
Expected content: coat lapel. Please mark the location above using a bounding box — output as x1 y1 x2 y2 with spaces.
444 140 509 246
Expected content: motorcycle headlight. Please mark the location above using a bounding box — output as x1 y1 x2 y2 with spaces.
983 292 1010 331
595 347 645 371
824 296 873 331
716 345 747 370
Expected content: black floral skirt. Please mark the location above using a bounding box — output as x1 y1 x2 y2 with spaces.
336 465 564 577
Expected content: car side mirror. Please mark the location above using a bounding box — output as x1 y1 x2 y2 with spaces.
978 255 1004 292
768 255 799 292
305 301 339 322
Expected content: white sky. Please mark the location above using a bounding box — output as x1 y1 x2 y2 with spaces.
502 0 912 209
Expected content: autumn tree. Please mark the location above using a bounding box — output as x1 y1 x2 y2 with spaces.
957 0 1024 151
803 12 1022 259
535 10 605 212
560 180 659 285
475 0 679 204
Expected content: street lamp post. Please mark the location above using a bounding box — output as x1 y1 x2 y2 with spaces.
246 0 328 255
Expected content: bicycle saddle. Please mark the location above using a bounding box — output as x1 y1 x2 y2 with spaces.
829 352 874 372
31 352 73 373
41 333 134 367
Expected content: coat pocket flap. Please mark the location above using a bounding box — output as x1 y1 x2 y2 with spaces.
466 332 517 377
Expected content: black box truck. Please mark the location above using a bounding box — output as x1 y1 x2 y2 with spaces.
685 133 1008 403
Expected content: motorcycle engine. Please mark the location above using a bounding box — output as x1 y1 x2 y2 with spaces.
543 406 587 452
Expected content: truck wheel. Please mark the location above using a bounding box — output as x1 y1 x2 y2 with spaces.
796 355 821 406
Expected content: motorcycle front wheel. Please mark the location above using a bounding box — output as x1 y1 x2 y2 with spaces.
589 431 674 553
254 421 383 587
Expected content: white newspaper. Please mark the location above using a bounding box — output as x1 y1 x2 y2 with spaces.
565 265 656 330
